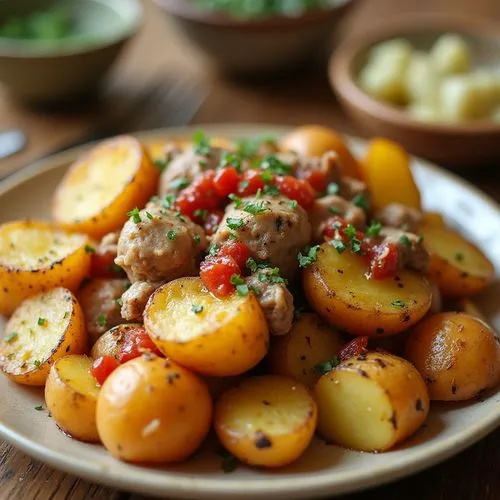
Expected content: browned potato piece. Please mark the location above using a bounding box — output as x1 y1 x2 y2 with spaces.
90 324 141 360
45 355 100 442
52 136 159 239
303 243 432 336
404 312 500 401
96 356 212 463
315 352 429 452
0 221 91 316
419 224 494 298
269 313 344 387
0 288 87 386
215 375 317 468
144 277 269 376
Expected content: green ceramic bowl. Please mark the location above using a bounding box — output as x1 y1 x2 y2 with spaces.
0 0 141 104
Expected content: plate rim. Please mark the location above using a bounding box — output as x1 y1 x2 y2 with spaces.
1 123 499 499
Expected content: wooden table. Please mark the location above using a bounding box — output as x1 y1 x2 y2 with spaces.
1 1 499 499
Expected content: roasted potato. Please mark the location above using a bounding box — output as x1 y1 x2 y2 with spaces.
90 323 141 360
52 136 159 239
214 375 317 468
280 125 362 179
315 352 429 452
96 355 212 463
144 277 269 376
303 243 432 336
0 287 87 386
455 299 488 323
404 312 500 401
45 355 100 442
269 312 344 387
419 223 495 298
0 221 91 316
361 138 421 210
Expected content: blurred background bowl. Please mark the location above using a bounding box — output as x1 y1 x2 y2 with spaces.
0 0 142 104
329 15 500 167
154 0 355 76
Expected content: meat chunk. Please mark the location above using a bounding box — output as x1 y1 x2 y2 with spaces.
98 231 119 256
212 195 311 278
115 204 207 283
339 176 369 202
292 151 340 187
78 279 129 344
380 227 429 272
121 281 161 321
245 270 294 335
308 195 366 241
376 203 423 232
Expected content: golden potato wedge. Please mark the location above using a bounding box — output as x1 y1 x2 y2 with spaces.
269 312 344 387
0 221 91 316
144 277 269 376
214 375 317 468
315 352 429 452
303 243 432 336
52 136 159 239
419 223 495 298
45 355 100 442
90 323 141 360
0 287 87 386
404 312 500 401
96 355 212 463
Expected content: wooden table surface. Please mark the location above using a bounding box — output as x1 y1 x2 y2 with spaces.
1 1 499 499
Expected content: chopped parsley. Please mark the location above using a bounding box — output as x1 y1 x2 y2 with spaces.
228 193 243 208
366 220 382 237
194 208 208 221
331 239 347 254
84 244 95 254
4 332 18 343
193 235 201 245
327 183 339 195
263 184 280 196
109 263 123 275
352 193 369 210
208 244 219 257
257 267 287 285
418 234 425 244
116 297 124 307
191 304 204 314
166 230 177 241
246 257 258 273
243 200 267 215
174 211 186 222
230 274 249 296
314 356 340 375
455 252 465 262
170 177 190 190
63 312 70 320
145 211 154 221
329 206 341 215
259 154 292 175
260 170 273 183
96 314 107 328
154 158 169 173
238 179 250 191
37 317 47 327
162 194 176 209
34 405 44 411
391 300 406 308
219 152 242 172
288 200 298 210
399 235 412 248
193 130 211 155
226 217 245 230
297 245 320 268
343 225 357 239
33 360 41 368
127 207 141 224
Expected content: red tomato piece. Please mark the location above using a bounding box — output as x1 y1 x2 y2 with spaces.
203 209 224 236
339 336 369 362
369 242 399 280
218 240 251 270
213 167 241 197
274 176 315 209
90 355 119 386
90 249 124 279
303 169 328 192
237 169 265 197
119 326 164 364
200 255 240 298
175 170 222 218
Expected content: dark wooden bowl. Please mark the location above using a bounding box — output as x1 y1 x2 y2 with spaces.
329 15 500 167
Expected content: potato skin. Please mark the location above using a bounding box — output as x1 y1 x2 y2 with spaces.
90 323 141 360
0 221 91 316
52 136 159 239
96 355 212 463
144 277 269 376
45 355 100 442
215 375 317 468
404 312 500 401
269 312 344 387
303 243 432 336
315 352 429 452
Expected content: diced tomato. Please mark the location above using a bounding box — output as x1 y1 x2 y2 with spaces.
119 326 163 364
203 209 224 236
323 216 370 252
369 242 399 280
90 355 119 386
237 169 265 197
303 169 328 192
200 255 240 298
339 336 369 362
175 170 222 219
218 240 251 270
90 249 124 279
213 167 241 197
274 176 315 209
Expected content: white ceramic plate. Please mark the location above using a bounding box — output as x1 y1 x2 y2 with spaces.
0 125 499 500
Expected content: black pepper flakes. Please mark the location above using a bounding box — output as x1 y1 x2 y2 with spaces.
415 399 424 412
254 432 272 449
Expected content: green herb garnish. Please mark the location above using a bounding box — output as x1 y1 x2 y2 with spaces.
166 230 177 241
314 356 340 375
391 300 406 308
84 244 95 254
327 183 339 195
399 235 412 248
366 220 382 237
331 239 346 254
352 193 369 210
170 178 190 191
191 304 204 314
4 332 18 343
226 217 245 230
127 208 141 224
96 314 107 328
37 317 47 327
297 245 320 268
228 193 243 208
243 200 267 215
193 130 211 155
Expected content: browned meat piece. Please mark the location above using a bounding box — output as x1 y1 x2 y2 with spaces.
380 227 429 272
308 195 366 241
120 281 162 321
78 279 129 344
99 231 119 255
212 195 311 278
245 270 293 335
376 203 423 231
292 151 340 187
115 204 207 283
339 176 370 202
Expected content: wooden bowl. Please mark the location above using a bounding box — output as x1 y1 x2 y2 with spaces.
329 15 500 167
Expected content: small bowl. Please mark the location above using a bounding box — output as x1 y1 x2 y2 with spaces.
154 0 355 76
0 0 142 104
329 15 500 167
